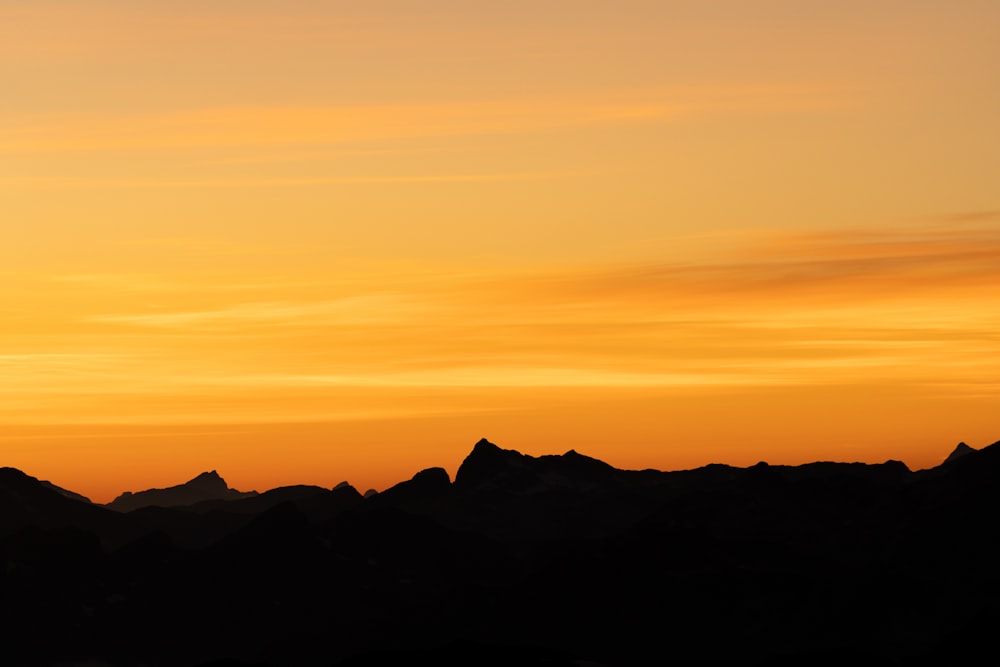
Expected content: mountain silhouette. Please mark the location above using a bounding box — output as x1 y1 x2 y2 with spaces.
455 437 622 494
0 467 114 535
106 470 257 512
943 441 978 464
38 478 92 504
374 467 451 507
189 484 328 514
2 438 998 666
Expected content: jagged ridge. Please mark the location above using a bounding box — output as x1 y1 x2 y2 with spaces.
105 470 257 513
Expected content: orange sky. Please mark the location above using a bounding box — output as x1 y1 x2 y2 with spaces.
2 1 999 502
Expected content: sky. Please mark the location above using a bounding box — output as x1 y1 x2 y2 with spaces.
2 1 999 502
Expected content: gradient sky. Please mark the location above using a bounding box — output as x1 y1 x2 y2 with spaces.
2 1 999 502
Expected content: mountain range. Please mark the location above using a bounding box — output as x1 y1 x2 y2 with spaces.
104 469 257 512
1 438 998 666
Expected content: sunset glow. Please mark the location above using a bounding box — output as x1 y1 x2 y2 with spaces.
3 1 998 501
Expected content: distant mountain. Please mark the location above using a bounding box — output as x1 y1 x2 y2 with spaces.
38 479 92 504
190 483 364 524
944 441 978 465
106 470 257 512
2 438 998 667
455 437 622 494
375 467 451 505
0 467 122 538
189 484 329 514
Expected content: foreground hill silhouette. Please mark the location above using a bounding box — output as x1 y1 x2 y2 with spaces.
1 438 999 666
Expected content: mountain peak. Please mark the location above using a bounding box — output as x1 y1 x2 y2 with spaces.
473 438 501 452
944 442 978 465
455 438 525 490
185 470 230 494
412 467 451 485
374 466 452 507
106 470 256 512
454 439 623 494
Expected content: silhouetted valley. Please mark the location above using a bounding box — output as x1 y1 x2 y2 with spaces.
2 438 998 666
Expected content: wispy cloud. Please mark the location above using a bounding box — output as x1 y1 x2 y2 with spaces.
0 171 564 191
532 220 1000 304
0 428 258 441
4 221 998 426
91 296 432 329
220 368 783 389
0 82 853 156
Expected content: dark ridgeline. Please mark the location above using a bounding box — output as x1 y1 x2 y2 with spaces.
106 471 257 513
1 438 998 666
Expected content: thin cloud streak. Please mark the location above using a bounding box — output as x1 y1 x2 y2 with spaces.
538 222 1000 303
225 369 788 389
0 171 565 191
91 296 434 329
0 429 258 441
3 222 998 425
0 83 852 156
